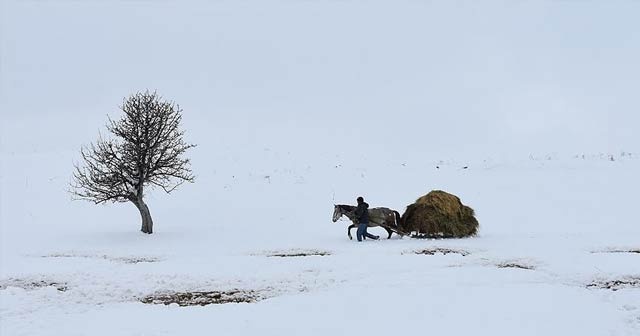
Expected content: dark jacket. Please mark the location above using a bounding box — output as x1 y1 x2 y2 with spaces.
354 201 369 224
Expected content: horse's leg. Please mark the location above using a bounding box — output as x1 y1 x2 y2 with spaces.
347 224 357 240
385 227 393 239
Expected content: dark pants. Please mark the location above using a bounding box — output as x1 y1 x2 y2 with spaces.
357 223 378 241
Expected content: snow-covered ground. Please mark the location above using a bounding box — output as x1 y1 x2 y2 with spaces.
2 1 640 335
2 152 639 335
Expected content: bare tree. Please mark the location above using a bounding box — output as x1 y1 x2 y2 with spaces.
71 91 195 234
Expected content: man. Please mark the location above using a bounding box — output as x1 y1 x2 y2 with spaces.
355 196 379 241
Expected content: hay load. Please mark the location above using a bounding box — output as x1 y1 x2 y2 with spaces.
400 190 479 238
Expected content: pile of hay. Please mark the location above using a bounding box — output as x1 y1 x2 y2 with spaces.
400 190 479 238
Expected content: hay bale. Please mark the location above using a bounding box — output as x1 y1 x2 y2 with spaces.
400 190 479 238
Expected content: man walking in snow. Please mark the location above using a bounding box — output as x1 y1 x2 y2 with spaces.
355 196 379 242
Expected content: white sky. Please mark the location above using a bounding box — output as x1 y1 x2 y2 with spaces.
1 0 639 158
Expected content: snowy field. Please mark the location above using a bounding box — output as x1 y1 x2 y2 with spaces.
2 1 640 335
2 151 640 335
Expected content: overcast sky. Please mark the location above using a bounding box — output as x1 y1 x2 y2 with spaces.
1 0 639 158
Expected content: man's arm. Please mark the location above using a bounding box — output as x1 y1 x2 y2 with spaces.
354 204 364 220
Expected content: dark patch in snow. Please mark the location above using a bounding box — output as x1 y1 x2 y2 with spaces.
496 262 535 270
263 249 331 257
42 253 161 264
113 256 162 264
593 249 640 255
410 248 470 256
0 278 68 292
587 277 640 291
141 289 261 306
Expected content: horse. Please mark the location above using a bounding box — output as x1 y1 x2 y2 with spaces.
332 204 403 240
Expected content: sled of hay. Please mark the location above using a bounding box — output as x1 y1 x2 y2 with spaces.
400 190 478 238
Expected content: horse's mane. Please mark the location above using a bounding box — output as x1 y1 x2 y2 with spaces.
337 204 356 212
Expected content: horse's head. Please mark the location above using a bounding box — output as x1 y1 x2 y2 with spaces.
332 204 341 222
333 204 355 222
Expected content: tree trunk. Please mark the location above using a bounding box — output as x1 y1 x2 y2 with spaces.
133 198 154 234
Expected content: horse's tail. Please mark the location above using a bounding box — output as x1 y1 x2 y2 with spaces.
393 210 402 228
